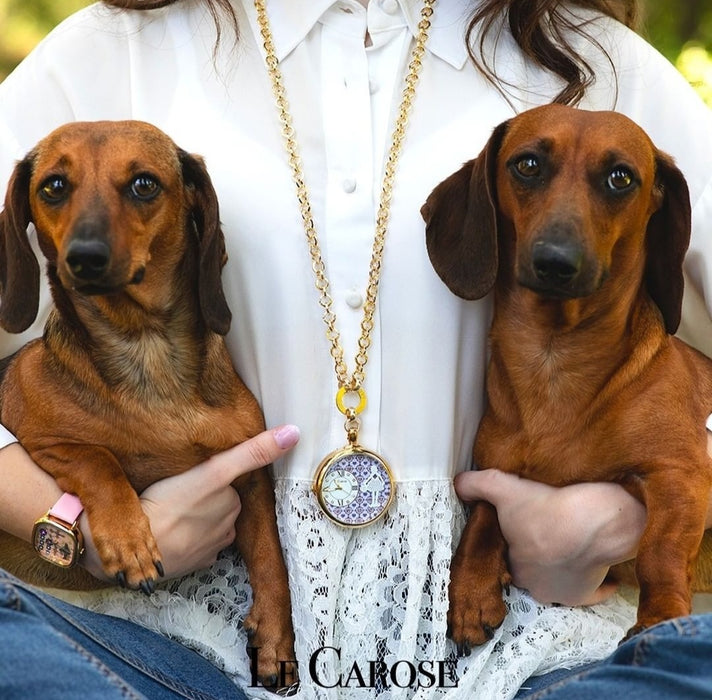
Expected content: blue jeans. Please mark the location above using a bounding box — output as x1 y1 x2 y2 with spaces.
515 614 712 699
2 569 711 699
0 569 245 699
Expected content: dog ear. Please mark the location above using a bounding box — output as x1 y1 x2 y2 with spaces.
0 154 41 333
421 121 508 300
179 150 232 336
644 151 691 335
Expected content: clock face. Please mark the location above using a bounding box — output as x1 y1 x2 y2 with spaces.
315 446 394 527
321 469 359 507
33 522 78 567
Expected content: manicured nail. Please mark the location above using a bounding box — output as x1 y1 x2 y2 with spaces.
273 424 300 449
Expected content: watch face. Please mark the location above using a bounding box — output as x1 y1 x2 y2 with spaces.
321 469 359 508
315 446 394 527
33 521 78 567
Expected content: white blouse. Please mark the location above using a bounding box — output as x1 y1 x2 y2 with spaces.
2 1 712 698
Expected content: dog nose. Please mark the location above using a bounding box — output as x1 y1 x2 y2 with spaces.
65 239 111 281
531 239 582 285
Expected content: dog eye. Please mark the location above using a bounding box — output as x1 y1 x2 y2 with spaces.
513 156 541 178
39 176 69 203
129 175 160 201
607 167 634 191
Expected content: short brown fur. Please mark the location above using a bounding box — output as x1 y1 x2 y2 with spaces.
0 121 294 684
422 104 712 650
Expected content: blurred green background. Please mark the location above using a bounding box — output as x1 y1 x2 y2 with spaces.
3 1 712 105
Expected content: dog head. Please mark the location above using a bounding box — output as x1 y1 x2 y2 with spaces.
0 120 231 335
422 104 691 334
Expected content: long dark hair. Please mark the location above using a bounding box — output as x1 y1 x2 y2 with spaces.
468 0 639 104
102 0 639 105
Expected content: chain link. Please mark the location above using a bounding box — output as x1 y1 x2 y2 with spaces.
255 0 435 396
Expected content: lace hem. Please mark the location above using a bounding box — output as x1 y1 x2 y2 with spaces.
50 480 635 699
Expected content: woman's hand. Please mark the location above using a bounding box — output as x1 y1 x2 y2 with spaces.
80 425 300 582
454 469 647 606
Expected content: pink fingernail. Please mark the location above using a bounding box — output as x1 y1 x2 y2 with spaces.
273 424 300 449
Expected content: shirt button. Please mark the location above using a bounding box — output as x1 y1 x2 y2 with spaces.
342 178 357 193
369 79 380 94
380 0 399 14
346 289 364 309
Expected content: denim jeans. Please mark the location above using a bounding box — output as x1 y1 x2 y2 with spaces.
0 569 245 699
515 614 712 699
2 568 711 699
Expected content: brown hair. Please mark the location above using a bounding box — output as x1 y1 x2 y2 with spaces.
468 1 639 104
102 0 239 49
102 0 639 105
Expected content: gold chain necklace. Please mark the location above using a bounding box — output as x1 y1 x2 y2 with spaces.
256 0 435 527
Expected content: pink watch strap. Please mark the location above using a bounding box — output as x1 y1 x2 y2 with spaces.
48 493 84 524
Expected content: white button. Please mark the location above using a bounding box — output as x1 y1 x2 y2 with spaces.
380 0 399 14
346 289 364 309
342 178 357 193
369 79 379 94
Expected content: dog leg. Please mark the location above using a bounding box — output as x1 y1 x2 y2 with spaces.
448 501 511 654
625 470 710 639
232 469 296 688
31 443 163 592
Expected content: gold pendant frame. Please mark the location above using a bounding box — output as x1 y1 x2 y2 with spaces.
314 444 395 528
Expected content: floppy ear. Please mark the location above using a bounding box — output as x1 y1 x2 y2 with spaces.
0 154 41 333
421 120 508 300
179 150 232 336
644 151 691 335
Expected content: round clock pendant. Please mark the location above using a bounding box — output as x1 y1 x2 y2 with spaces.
314 445 395 527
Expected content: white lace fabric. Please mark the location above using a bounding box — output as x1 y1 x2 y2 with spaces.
51 480 635 699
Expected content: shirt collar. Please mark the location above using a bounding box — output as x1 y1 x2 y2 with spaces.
243 0 472 69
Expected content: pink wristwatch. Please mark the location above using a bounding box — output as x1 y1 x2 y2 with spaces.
32 493 85 568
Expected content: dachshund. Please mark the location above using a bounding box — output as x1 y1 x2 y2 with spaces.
422 104 712 651
0 121 294 686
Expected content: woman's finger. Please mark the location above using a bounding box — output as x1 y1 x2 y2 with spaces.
454 469 528 505
185 424 300 490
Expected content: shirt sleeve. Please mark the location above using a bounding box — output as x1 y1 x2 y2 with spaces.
0 425 18 449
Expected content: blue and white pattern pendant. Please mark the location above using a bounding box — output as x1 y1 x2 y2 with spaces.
314 444 394 527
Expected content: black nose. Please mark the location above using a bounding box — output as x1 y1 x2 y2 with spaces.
65 239 111 281
531 239 582 285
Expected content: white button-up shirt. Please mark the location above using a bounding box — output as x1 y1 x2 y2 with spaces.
2 1 712 697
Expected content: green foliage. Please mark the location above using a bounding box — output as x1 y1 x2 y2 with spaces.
639 0 712 61
0 0 90 79
637 0 712 106
677 44 712 106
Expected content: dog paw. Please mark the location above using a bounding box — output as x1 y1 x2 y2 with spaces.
244 601 297 690
620 623 647 644
447 570 511 654
622 607 680 644
621 614 666 644
92 516 163 593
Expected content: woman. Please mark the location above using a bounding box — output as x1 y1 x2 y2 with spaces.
1 1 712 697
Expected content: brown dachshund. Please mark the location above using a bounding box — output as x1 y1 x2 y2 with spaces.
0 121 293 685
422 104 712 652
